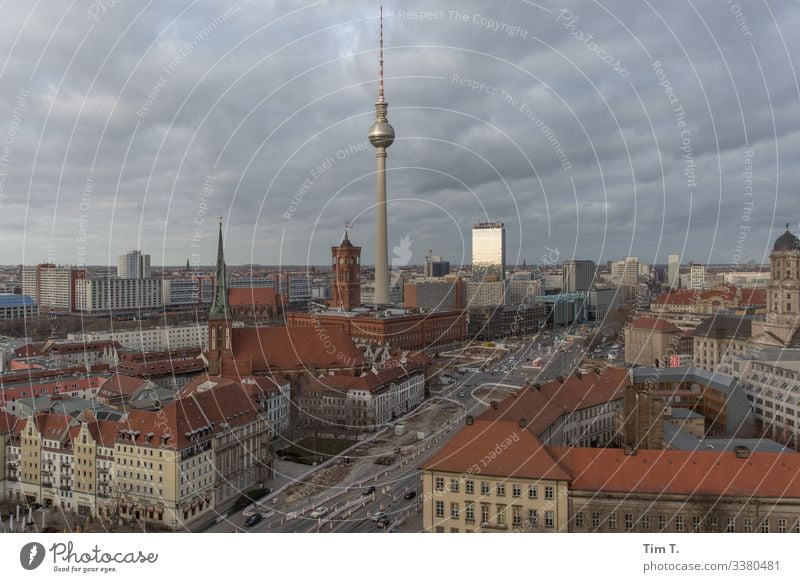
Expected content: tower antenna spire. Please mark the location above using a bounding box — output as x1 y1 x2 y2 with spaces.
378 5 384 101
378 5 383 101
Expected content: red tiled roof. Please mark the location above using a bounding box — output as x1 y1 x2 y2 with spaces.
0 366 90 387
550 446 800 498
33 413 73 439
179 373 287 400
14 343 43 358
308 361 426 395
48 340 120 354
114 357 205 377
629 317 680 332
178 374 239 398
68 418 119 448
231 325 363 372
478 367 629 436
118 380 264 449
422 419 571 481
652 286 766 308
0 410 18 434
86 419 119 447
228 287 280 307
739 288 766 306
97 374 148 399
118 347 200 363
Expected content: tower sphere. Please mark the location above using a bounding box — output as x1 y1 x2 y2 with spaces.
368 119 395 148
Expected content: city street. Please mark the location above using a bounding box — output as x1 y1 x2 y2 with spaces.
205 330 593 534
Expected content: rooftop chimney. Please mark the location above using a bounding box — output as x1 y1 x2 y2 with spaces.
518 418 527 429
465 415 474 425
490 401 498 410
734 446 750 459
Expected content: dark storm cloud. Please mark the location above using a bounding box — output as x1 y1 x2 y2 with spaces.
0 0 798 268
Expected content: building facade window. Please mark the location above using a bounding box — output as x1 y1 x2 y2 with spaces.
465 480 474 494
496 505 506 526
528 485 537 499
545 485 554 500
545 510 554 529
435 500 444 518
608 513 617 530
481 503 490 525
435 477 444 491
451 503 460 519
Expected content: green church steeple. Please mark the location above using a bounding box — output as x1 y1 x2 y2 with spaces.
209 219 231 320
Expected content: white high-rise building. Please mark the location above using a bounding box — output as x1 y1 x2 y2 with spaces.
118 250 151 279
75 278 163 313
690 264 706 290
622 257 639 285
668 254 680 288
68 324 208 351
22 264 86 311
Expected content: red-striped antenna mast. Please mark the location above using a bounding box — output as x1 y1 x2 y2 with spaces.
378 5 384 101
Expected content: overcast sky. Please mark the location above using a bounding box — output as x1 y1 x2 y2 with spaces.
1 0 798 269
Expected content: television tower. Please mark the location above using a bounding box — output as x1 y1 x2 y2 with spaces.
368 6 395 305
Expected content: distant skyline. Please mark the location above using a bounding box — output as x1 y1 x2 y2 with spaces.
2 1 798 267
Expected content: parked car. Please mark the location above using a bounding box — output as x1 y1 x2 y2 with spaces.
362 486 376 496
245 513 263 527
376 517 392 529
403 491 417 500
309 507 329 519
458 391 466 398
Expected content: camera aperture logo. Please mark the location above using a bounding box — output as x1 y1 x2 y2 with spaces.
19 541 158 574
20 542 46 570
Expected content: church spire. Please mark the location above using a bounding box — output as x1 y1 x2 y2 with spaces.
209 218 231 320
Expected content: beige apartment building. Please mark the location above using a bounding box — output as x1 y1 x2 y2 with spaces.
2 380 275 530
422 400 800 533
692 316 752 372
421 418 571 533
624 317 689 367
562 446 800 533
